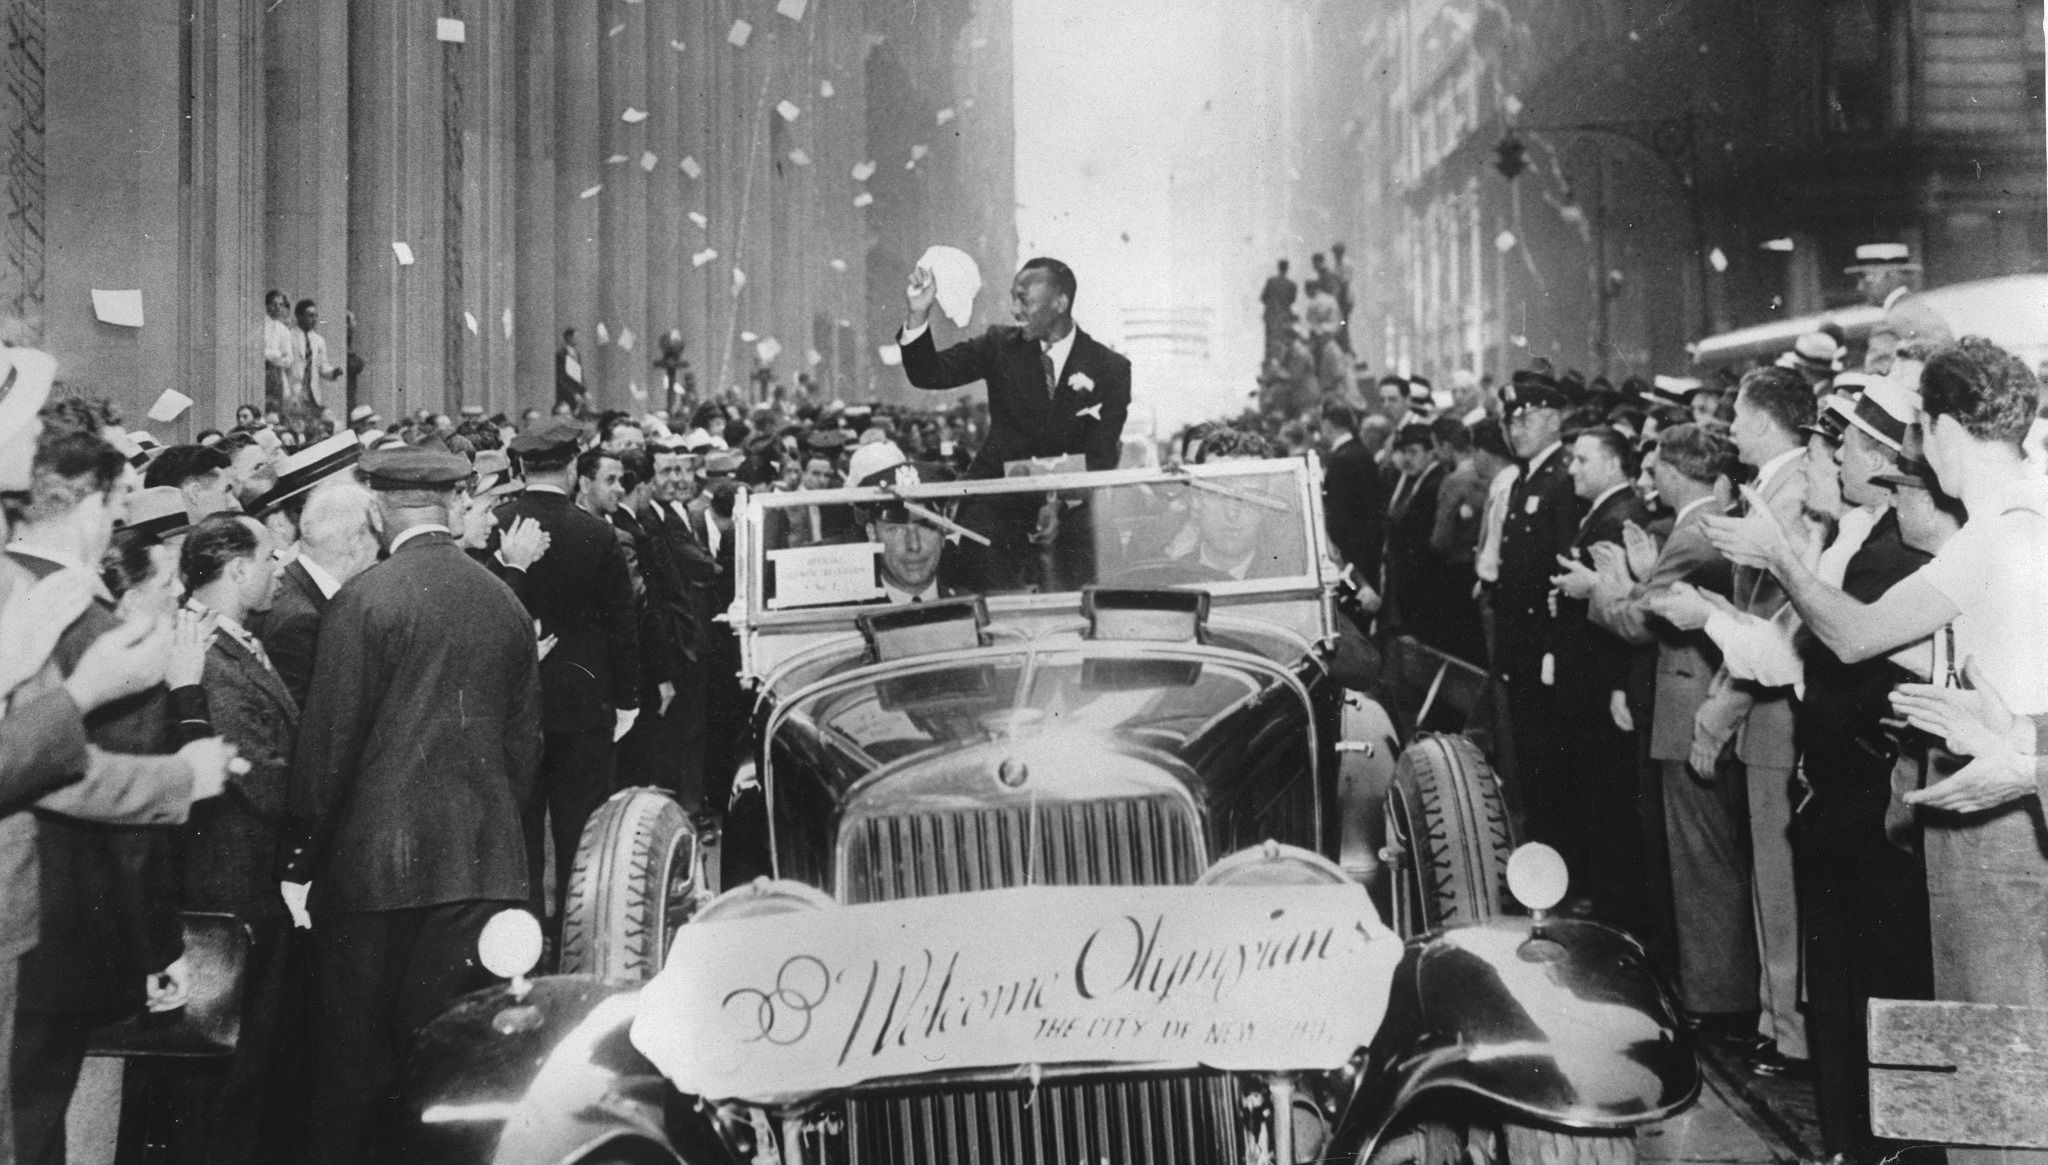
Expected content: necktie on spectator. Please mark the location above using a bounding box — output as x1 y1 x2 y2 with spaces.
1040 348 1057 399
302 331 314 402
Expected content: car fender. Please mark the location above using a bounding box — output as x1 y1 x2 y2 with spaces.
1333 918 1699 1154
409 976 738 1165
1334 691 1399 886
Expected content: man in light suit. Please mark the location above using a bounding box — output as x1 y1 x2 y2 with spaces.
1591 425 1736 1006
1687 367 1815 1070
899 256 1130 480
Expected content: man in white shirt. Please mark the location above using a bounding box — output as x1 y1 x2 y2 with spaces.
286 300 344 426
1707 343 2048 1123
261 290 294 419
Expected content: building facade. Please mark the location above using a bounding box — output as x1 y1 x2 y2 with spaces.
1330 0 2045 383
0 0 1016 434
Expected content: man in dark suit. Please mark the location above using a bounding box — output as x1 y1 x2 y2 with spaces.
898 256 1130 479
492 420 640 924
1493 375 1587 833
624 444 721 812
1318 395 1384 585
1382 423 1447 643
282 446 543 1165
171 513 305 1164
250 450 377 708
1546 426 1652 918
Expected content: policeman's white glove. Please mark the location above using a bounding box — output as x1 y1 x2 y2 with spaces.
280 882 312 929
1609 689 1635 734
614 707 640 742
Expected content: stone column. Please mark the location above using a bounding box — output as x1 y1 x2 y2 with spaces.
512 0 554 416
348 0 446 422
644 0 682 411
44 0 261 433
553 0 599 402
264 0 348 395
596 0 647 407
450 0 517 416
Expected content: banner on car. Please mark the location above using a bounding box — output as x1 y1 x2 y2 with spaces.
631 883 1401 1105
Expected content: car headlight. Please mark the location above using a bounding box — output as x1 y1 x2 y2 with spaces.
477 908 543 995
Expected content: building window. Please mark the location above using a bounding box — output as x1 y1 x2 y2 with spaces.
1824 0 1891 134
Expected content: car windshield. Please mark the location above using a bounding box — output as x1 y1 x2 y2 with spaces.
741 459 1319 619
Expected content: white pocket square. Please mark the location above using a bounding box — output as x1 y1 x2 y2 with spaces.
1074 403 1103 420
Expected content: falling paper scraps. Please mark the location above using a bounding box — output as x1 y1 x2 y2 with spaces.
679 156 702 180
727 20 751 46
147 389 194 423
90 289 144 328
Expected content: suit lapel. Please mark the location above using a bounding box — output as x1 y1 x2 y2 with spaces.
213 631 298 722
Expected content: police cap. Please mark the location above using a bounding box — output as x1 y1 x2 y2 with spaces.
359 445 473 491
509 418 587 459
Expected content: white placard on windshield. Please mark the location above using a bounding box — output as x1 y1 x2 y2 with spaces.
631 884 1399 1106
767 541 884 609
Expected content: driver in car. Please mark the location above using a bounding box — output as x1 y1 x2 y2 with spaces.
1143 428 1301 582
848 442 962 604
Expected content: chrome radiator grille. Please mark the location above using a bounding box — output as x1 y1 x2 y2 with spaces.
846 1074 1238 1165
840 795 1206 903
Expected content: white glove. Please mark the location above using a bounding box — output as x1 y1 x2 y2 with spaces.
280 882 312 929
613 707 640 742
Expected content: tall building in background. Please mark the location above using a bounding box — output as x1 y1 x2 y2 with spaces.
0 0 1016 432
1347 0 2046 383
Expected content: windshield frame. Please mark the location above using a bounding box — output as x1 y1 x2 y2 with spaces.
734 456 1331 637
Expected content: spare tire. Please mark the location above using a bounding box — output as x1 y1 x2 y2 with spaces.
1383 733 1515 937
559 788 697 982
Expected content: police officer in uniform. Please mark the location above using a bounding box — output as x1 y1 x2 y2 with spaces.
281 446 543 1165
1493 374 1587 833
491 419 640 929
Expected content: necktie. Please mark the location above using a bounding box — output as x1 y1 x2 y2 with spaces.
301 332 314 401
1040 349 1057 399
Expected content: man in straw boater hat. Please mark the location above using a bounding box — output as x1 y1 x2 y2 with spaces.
245 432 373 707
282 445 542 1165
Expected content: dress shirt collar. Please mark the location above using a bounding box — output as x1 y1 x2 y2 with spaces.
1582 482 1629 523
1329 432 1353 452
1674 495 1719 525
1753 446 1804 494
5 542 112 603
296 554 343 599
388 523 450 553
883 579 941 605
185 597 258 652
1041 327 1078 385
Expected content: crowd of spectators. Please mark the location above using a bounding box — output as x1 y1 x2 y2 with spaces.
1241 330 2047 1165
0 355 997 1164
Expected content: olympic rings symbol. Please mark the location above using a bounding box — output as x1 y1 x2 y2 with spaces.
722 955 831 1045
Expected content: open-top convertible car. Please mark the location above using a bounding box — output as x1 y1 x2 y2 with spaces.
407 456 1698 1165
